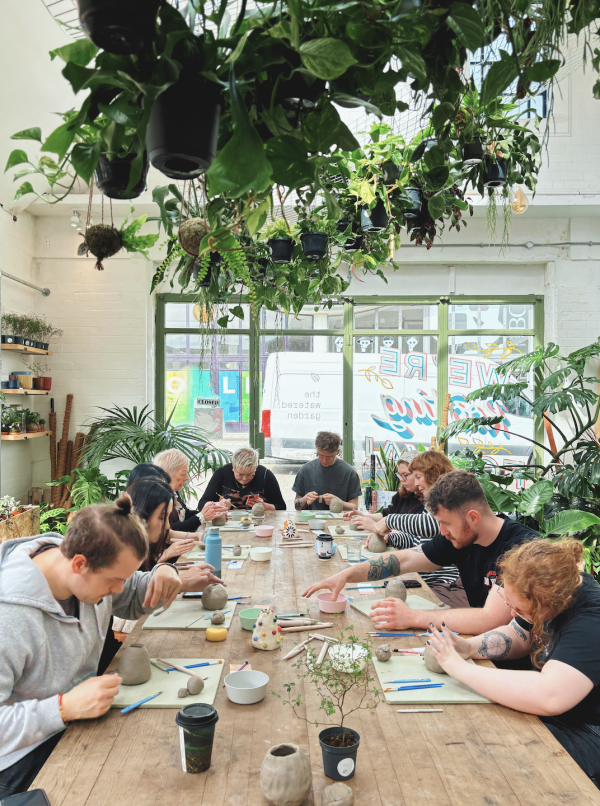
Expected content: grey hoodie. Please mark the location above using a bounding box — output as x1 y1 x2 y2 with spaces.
0 533 163 772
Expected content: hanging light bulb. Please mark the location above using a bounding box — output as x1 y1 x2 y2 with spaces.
70 210 81 228
511 187 529 215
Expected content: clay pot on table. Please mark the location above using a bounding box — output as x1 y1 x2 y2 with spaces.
212 514 226 526
384 578 407 601
260 743 312 806
329 497 344 513
201 583 228 611
424 646 446 675
118 643 151 685
366 533 387 553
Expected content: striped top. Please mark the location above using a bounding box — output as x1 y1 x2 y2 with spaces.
385 512 459 586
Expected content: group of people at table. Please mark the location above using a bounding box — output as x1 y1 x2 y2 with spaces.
1 430 600 798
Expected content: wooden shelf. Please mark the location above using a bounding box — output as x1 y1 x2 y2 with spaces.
1 431 51 441
1 344 52 356
4 389 50 396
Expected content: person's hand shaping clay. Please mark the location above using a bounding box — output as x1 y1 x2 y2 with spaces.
366 532 388 553
374 517 391 537
144 564 182 609
61 674 122 721
351 515 377 531
304 491 319 505
423 646 446 675
369 597 414 631
160 538 196 561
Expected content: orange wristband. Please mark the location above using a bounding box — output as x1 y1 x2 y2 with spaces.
59 693 68 724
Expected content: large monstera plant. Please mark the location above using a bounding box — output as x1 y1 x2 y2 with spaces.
440 339 600 577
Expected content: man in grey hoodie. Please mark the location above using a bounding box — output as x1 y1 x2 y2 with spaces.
0 494 182 798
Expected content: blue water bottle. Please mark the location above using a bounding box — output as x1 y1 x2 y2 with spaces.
204 526 222 579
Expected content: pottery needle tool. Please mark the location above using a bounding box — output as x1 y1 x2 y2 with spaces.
367 632 417 638
397 709 444 713
156 658 207 678
228 596 251 601
121 691 163 713
161 661 223 672
223 659 250 686
280 622 333 633
276 613 306 618
385 684 444 692
282 636 315 661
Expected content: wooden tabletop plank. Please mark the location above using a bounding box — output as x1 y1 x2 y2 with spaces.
32 512 597 805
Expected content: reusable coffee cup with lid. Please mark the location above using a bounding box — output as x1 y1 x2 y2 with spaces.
175 703 219 773
315 534 334 560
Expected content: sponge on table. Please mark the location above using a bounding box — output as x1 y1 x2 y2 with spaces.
206 626 228 642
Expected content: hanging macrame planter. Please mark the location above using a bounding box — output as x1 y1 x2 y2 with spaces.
179 218 211 256
83 178 122 270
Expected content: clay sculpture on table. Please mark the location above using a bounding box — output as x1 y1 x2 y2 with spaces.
232 545 242 556
385 578 407 602
252 607 283 650
335 525 346 535
212 514 227 526
202 583 228 611
282 520 298 540
118 643 152 685
211 610 225 624
251 502 265 518
187 675 205 695
376 644 391 662
424 646 446 675
260 743 312 806
178 687 189 698
322 782 355 806
241 514 253 527
366 533 388 553
329 497 343 514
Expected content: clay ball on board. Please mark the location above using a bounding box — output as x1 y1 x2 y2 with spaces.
367 533 387 553
232 545 242 556
385 578 407 602
211 610 225 624
187 675 205 695
322 782 355 806
376 644 391 662
423 646 446 675
335 525 346 535
202 583 228 611
178 688 189 698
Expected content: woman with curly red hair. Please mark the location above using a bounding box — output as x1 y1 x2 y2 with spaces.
427 538 600 788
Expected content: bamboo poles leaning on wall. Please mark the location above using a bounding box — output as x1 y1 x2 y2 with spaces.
48 394 80 507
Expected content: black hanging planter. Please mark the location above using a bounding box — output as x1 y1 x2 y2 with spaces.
382 160 401 184
268 238 294 264
257 258 270 278
147 78 222 180
279 75 326 112
319 727 360 781
360 198 388 232
482 156 507 188
76 0 161 55
344 234 364 253
462 136 484 168
403 187 422 220
337 220 357 248
193 253 222 288
94 151 149 200
300 232 328 260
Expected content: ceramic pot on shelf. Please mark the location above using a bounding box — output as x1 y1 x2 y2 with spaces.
260 743 312 806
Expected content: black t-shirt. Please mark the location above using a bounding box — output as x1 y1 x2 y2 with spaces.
197 464 286 510
421 515 538 607
534 573 600 725
383 492 424 517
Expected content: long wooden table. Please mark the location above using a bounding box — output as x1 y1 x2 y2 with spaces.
34 513 600 805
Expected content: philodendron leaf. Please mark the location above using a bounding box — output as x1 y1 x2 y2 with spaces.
478 476 517 513
11 127 42 142
446 2 485 51
481 51 520 106
4 150 29 172
539 510 600 536
70 142 101 184
265 136 313 189
516 480 553 517
13 182 37 201
50 40 99 66
526 59 561 83
300 38 356 80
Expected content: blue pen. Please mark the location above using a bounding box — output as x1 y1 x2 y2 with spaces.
121 691 163 713
384 679 431 684
385 683 443 692
204 609 230 620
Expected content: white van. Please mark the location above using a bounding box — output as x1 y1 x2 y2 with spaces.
260 349 533 465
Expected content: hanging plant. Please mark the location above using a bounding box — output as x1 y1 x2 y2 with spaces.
84 224 123 270
179 218 211 256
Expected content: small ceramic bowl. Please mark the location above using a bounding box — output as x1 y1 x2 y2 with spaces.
250 546 272 562
230 510 245 521
239 607 263 630
317 592 348 614
299 511 315 521
224 670 270 704
255 524 274 538
310 519 327 531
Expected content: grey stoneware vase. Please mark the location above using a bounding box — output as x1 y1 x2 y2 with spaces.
118 643 152 685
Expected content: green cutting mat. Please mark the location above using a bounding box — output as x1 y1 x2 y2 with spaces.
111 658 225 709
187 544 251 560
372 655 491 704
350 595 449 618
143 600 235 630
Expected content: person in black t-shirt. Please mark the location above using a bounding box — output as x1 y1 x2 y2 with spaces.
427 538 600 789
197 447 286 511
303 471 538 635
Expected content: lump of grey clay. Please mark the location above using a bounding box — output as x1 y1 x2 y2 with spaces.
423 646 446 675
335 525 346 535
211 610 225 624
118 643 151 686
251 502 265 518
322 782 354 806
212 514 226 526
232 545 242 556
376 644 391 662
385 578 407 602
187 675 204 695
329 497 343 514
202 582 228 611
367 533 387 553
178 687 189 698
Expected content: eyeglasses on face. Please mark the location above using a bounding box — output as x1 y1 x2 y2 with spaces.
399 472 412 481
497 587 529 621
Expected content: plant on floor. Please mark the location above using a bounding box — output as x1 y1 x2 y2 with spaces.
80 404 230 477
274 627 381 748
440 338 600 576
48 466 113 509
39 504 70 535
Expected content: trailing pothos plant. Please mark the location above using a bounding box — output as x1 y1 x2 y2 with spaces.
439 338 600 577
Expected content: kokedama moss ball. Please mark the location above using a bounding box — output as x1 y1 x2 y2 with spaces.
179 218 211 256
84 224 123 271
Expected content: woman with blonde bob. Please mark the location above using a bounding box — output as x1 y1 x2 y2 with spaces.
428 538 600 788
197 447 286 510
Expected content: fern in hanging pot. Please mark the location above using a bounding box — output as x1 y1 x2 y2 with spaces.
84 207 159 270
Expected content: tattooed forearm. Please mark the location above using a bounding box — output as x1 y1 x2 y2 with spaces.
367 555 401 580
409 546 424 555
477 631 513 660
510 618 529 642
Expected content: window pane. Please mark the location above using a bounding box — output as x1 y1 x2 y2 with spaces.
354 304 438 330
448 335 534 468
165 302 250 329
261 304 344 331
353 340 438 467
449 304 534 330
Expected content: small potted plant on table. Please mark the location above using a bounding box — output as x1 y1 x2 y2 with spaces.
275 626 381 781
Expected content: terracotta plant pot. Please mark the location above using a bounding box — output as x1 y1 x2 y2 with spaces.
41 378 52 391
32 378 43 390
260 743 312 806
76 0 161 55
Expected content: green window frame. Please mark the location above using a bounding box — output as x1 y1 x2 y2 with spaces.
156 294 544 464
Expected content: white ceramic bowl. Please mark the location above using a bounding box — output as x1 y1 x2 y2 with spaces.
224 670 270 704
230 510 245 521
310 519 327 531
250 546 272 562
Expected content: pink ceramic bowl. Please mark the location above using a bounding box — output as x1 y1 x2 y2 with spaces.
255 524 274 538
317 592 348 614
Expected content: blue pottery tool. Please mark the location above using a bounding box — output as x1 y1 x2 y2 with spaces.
385 683 443 692
384 679 431 684
120 691 163 713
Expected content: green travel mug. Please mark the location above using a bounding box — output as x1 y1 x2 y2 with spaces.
175 703 219 773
